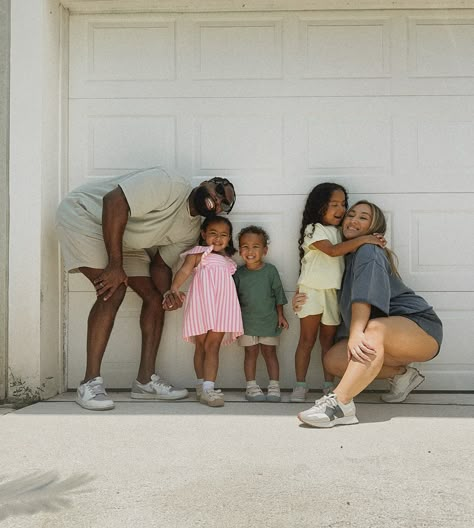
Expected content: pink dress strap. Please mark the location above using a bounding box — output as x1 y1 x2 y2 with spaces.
180 245 213 259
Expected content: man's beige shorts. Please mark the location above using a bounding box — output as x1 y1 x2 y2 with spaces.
296 285 341 326
56 225 154 277
238 335 280 347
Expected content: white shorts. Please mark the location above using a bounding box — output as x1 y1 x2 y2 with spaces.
238 335 280 347
296 285 340 326
56 225 155 277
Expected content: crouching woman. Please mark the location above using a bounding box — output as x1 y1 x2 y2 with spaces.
297 201 443 428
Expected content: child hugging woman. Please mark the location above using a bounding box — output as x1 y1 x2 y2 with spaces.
290 183 385 402
163 216 243 407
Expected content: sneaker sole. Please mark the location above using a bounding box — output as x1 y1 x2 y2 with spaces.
245 395 266 402
130 392 188 400
75 398 115 411
381 374 425 403
290 397 307 403
199 398 224 407
298 414 359 428
266 395 281 403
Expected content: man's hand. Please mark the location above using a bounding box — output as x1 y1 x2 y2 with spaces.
93 264 128 301
162 290 186 311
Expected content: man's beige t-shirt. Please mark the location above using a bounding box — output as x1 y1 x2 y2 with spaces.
56 167 201 268
297 223 344 290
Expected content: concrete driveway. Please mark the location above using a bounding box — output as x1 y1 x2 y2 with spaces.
1 392 473 528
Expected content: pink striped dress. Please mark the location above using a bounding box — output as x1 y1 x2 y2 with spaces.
181 245 243 345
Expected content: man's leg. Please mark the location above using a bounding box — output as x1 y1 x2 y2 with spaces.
127 276 166 383
79 267 127 381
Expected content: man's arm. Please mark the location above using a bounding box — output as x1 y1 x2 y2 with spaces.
94 187 129 301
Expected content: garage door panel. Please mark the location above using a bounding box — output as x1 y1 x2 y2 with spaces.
352 194 474 292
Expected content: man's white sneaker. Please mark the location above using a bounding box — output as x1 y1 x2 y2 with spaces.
266 383 281 403
290 385 308 402
200 388 225 407
245 384 265 402
76 377 115 411
298 393 359 428
381 366 425 403
131 374 189 400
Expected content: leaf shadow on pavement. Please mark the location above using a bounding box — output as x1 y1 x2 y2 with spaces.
0 471 93 521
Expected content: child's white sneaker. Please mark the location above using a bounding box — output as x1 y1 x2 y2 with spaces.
245 384 265 402
290 385 308 402
266 383 281 402
195 382 203 400
298 393 358 428
200 388 225 407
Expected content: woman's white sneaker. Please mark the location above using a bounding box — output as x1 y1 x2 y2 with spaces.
76 377 115 411
298 393 358 428
381 367 425 403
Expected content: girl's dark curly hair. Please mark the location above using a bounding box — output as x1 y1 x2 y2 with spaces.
298 183 348 262
199 215 237 256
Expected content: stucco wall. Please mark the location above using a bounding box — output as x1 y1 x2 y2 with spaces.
0 0 10 402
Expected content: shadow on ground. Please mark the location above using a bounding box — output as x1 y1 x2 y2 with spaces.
0 472 93 521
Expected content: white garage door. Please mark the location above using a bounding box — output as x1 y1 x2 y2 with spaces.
66 9 474 390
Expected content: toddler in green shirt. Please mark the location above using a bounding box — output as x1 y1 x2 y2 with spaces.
234 226 289 402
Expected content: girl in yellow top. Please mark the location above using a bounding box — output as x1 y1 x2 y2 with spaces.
290 183 385 402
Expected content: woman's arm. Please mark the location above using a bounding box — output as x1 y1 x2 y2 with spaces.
347 302 377 362
310 234 385 257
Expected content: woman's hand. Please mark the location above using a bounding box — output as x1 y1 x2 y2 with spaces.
93 264 128 301
292 292 308 313
347 331 377 363
162 289 186 311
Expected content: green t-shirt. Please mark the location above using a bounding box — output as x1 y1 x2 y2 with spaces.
234 263 288 337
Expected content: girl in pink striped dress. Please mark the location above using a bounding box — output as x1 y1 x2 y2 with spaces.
165 216 243 407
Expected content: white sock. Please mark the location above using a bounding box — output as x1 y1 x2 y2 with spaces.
196 378 204 385
246 380 257 388
269 379 279 387
203 381 215 392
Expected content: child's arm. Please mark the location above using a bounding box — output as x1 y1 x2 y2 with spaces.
277 304 289 329
162 253 200 309
310 234 385 257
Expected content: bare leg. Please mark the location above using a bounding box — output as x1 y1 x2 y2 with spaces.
318 323 338 383
203 331 225 382
127 276 165 384
79 267 127 382
194 334 206 379
261 344 279 381
244 345 260 381
325 317 439 404
294 315 321 382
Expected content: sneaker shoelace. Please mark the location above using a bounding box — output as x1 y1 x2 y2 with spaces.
207 389 223 399
154 379 172 390
313 394 337 411
247 386 263 396
87 383 106 397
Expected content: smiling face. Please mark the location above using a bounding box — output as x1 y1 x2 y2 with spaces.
201 220 231 253
342 203 374 240
193 180 236 217
321 189 347 227
239 232 268 269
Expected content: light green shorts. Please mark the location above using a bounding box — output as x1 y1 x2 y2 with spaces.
296 285 340 326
